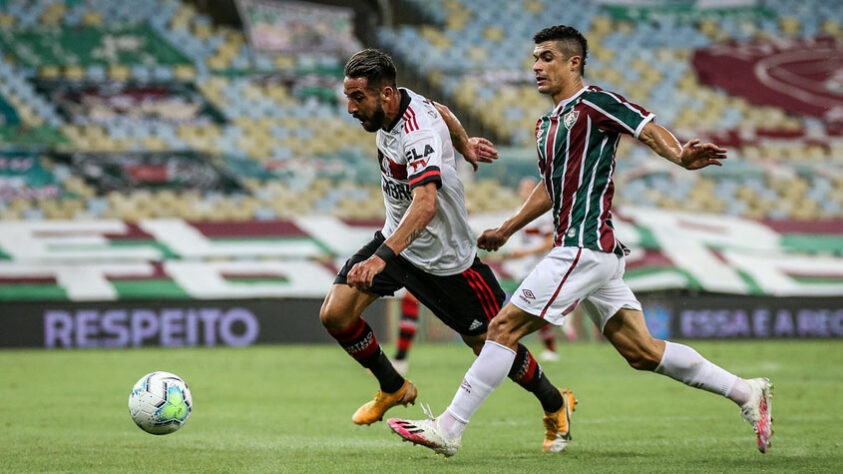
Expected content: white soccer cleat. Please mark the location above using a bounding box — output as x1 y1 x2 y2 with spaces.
387 405 460 457
740 377 773 453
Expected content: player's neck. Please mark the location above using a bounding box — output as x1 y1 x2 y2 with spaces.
382 88 405 131
551 78 584 107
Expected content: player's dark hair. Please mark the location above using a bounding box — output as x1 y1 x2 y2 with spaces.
344 49 397 91
533 25 588 76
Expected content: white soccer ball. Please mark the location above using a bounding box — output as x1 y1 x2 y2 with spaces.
128 371 193 435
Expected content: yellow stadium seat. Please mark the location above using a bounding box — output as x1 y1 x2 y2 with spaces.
173 64 196 81
483 26 505 42
63 65 85 80
0 13 16 27
591 16 612 35
207 55 229 70
274 55 296 69
780 16 801 36
192 23 213 40
38 65 61 80
821 19 841 36
524 0 543 14
81 11 103 26
107 64 130 81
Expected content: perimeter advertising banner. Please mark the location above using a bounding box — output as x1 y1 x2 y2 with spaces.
0 208 842 302
0 299 388 348
641 294 843 339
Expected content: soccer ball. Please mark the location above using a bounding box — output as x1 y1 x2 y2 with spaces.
128 371 193 435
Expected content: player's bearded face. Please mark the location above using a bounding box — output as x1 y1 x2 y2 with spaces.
356 96 386 132
344 77 387 132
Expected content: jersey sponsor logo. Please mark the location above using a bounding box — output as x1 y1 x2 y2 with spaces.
407 158 428 172
381 178 412 201
405 144 435 164
563 110 579 129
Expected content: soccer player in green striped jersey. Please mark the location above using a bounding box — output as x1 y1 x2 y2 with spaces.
388 25 773 457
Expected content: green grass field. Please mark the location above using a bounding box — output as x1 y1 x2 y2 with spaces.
1 340 841 473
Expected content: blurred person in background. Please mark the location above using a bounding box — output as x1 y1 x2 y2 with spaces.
319 49 575 449
389 25 773 457
390 290 419 376
502 177 565 361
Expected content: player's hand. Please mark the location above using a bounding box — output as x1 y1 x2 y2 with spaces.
679 139 727 170
346 256 386 291
477 228 509 251
463 137 499 172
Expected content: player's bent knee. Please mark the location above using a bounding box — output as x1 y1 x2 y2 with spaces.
486 314 523 349
621 345 662 371
319 297 352 332
460 334 485 355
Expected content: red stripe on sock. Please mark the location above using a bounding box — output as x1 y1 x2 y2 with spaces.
328 317 366 342
518 353 538 384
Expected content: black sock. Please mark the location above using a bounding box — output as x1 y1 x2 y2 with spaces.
508 343 563 412
328 318 404 393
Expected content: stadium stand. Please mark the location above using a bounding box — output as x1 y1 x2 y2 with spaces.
0 0 839 221
380 0 843 219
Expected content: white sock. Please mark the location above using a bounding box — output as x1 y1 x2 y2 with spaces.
655 341 744 404
438 411 467 440
440 340 516 439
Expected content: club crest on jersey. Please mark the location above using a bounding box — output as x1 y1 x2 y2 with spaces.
381 156 394 178
563 110 579 129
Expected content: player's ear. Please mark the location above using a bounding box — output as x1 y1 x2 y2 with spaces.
568 55 581 73
381 85 394 102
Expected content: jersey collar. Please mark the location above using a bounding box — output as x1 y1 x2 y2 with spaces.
552 85 589 116
386 88 411 132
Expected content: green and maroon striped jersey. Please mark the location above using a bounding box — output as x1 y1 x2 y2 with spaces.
535 85 654 254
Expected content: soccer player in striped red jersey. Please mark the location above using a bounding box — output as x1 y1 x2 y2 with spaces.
389 25 773 457
320 49 574 447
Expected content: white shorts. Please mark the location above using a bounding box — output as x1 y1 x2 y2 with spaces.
511 246 641 331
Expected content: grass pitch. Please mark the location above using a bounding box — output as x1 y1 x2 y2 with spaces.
1 340 841 473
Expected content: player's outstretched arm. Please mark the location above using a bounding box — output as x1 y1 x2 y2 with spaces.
434 102 498 171
478 180 553 251
637 122 727 170
346 182 437 291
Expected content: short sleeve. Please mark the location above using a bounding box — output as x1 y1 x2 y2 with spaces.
403 129 442 190
581 91 655 139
